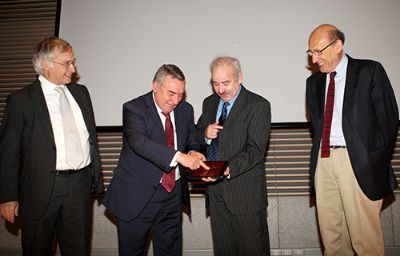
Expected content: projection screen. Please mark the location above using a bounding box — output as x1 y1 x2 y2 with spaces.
59 0 400 125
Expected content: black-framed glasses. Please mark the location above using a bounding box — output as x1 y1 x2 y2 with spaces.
52 59 77 68
307 40 336 56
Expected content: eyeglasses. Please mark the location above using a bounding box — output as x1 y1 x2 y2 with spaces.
51 59 77 68
307 40 336 56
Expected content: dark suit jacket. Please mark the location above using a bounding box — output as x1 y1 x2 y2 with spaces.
196 86 271 215
104 92 199 222
306 55 398 200
0 79 104 220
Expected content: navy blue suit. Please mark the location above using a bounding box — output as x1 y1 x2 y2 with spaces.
104 91 199 255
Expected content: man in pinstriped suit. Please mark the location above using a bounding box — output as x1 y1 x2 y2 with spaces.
196 56 271 256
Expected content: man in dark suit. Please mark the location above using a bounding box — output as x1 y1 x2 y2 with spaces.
104 64 207 256
306 24 398 256
0 37 104 255
196 56 271 256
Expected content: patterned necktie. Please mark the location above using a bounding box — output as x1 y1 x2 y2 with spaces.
207 102 230 161
55 86 84 169
161 112 175 192
321 71 337 158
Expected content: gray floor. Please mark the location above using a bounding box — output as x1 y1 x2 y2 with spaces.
1 195 399 255
1 248 400 256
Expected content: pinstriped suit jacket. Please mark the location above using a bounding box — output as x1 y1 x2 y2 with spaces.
196 86 271 214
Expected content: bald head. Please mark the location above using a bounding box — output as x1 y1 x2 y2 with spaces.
308 24 345 46
308 24 345 73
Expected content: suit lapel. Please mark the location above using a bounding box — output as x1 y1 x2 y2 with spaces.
209 95 220 122
31 80 55 145
314 74 326 122
67 85 92 133
342 56 358 115
143 92 165 141
222 86 247 129
174 107 184 151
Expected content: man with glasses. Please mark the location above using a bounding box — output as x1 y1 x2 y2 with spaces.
306 24 398 256
0 37 103 255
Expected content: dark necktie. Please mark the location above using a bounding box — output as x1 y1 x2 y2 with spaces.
207 102 230 161
161 112 175 192
321 71 337 158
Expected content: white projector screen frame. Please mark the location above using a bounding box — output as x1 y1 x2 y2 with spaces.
59 0 400 126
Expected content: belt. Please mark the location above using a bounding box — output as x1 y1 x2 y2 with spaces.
51 166 88 175
330 145 346 149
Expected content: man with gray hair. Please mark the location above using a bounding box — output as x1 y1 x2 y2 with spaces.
0 37 103 255
196 56 271 255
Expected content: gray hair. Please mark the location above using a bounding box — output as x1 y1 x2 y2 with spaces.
32 37 73 75
210 56 242 79
153 64 186 86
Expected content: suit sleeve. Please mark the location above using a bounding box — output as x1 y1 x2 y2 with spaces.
229 99 271 178
81 86 104 194
0 93 23 203
371 62 399 154
305 78 314 127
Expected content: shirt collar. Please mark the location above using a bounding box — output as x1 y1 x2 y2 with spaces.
152 92 175 118
219 84 242 107
39 75 65 94
332 53 348 79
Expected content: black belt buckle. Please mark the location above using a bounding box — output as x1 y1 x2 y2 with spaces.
330 145 346 149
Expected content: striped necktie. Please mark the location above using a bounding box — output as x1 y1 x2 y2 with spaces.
207 102 230 161
321 71 337 158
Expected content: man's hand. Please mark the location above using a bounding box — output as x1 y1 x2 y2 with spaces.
202 167 230 182
205 121 223 140
188 150 207 161
0 201 18 223
177 152 209 170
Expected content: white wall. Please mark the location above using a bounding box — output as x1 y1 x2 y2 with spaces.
59 0 400 125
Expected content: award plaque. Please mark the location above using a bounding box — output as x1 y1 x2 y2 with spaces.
188 161 228 180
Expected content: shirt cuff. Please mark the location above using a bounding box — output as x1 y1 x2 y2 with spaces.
170 151 180 167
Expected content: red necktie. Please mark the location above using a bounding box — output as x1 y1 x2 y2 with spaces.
321 71 336 158
161 112 175 192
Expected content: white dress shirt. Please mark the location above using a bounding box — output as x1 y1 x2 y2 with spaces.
153 94 181 181
325 54 348 146
39 75 91 170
